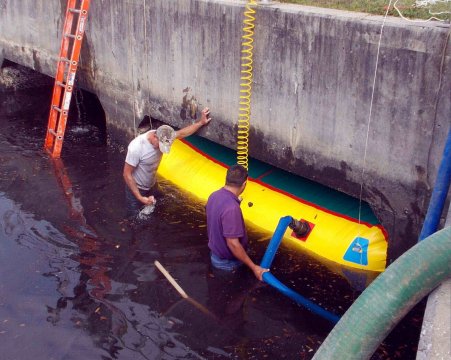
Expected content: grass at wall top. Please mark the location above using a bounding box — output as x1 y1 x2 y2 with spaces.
278 0 451 21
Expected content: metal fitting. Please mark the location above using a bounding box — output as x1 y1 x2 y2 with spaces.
289 218 311 238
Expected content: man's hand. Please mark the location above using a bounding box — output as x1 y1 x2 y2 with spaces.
226 237 269 281
175 107 212 139
199 107 211 125
140 195 155 206
252 265 269 281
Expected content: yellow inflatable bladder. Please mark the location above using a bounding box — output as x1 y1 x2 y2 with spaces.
158 136 388 273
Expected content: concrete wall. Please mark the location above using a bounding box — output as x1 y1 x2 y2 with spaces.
1 0 450 260
417 207 451 360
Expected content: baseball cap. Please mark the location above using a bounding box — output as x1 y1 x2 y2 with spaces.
156 125 176 154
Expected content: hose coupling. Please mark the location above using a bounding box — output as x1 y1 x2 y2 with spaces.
289 218 311 238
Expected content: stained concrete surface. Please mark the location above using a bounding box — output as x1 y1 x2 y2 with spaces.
0 0 450 294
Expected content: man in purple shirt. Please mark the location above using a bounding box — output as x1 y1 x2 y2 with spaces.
206 165 268 280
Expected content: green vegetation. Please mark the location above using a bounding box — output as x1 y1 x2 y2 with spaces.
277 0 451 21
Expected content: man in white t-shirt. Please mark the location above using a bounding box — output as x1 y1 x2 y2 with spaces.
123 107 211 217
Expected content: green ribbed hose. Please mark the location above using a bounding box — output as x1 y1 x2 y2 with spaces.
313 226 451 360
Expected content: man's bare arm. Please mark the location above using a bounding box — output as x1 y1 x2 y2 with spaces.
176 107 211 139
123 163 155 205
226 237 268 281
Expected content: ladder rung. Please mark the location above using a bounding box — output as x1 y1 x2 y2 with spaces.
60 57 70 63
56 81 66 88
48 129 63 140
69 8 81 14
65 33 76 39
52 106 62 113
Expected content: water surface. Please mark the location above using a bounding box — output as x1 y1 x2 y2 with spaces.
0 75 424 359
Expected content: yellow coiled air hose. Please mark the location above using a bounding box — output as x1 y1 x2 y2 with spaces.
237 0 257 170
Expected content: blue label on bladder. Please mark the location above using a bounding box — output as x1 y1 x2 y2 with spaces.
343 237 369 265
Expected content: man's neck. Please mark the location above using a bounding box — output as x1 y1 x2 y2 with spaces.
223 185 241 197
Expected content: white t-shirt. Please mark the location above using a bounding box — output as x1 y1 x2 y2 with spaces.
125 130 162 190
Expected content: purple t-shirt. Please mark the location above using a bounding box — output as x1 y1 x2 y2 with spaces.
206 187 248 260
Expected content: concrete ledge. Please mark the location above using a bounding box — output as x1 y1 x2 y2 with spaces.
417 278 451 360
417 203 451 360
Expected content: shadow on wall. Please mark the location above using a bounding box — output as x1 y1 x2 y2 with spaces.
0 59 54 91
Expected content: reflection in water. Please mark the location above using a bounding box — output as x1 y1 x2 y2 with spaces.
0 73 424 359
0 192 207 359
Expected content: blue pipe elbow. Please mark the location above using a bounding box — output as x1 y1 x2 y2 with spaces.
260 216 341 323
260 216 292 268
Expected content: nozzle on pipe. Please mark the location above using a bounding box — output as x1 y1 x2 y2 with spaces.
289 218 311 238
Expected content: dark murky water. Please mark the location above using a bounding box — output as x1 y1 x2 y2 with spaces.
0 70 424 359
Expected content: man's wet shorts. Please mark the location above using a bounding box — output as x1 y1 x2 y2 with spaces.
210 252 243 271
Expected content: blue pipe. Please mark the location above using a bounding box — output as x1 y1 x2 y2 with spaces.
260 216 340 323
419 128 451 241
260 216 292 268
262 272 340 324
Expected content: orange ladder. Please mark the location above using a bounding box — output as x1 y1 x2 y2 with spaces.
44 0 91 158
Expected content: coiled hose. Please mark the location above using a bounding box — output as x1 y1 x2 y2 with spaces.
312 226 451 360
237 0 257 169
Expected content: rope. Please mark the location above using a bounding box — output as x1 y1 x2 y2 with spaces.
357 1 394 231
143 0 153 131
128 7 137 137
237 0 258 170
